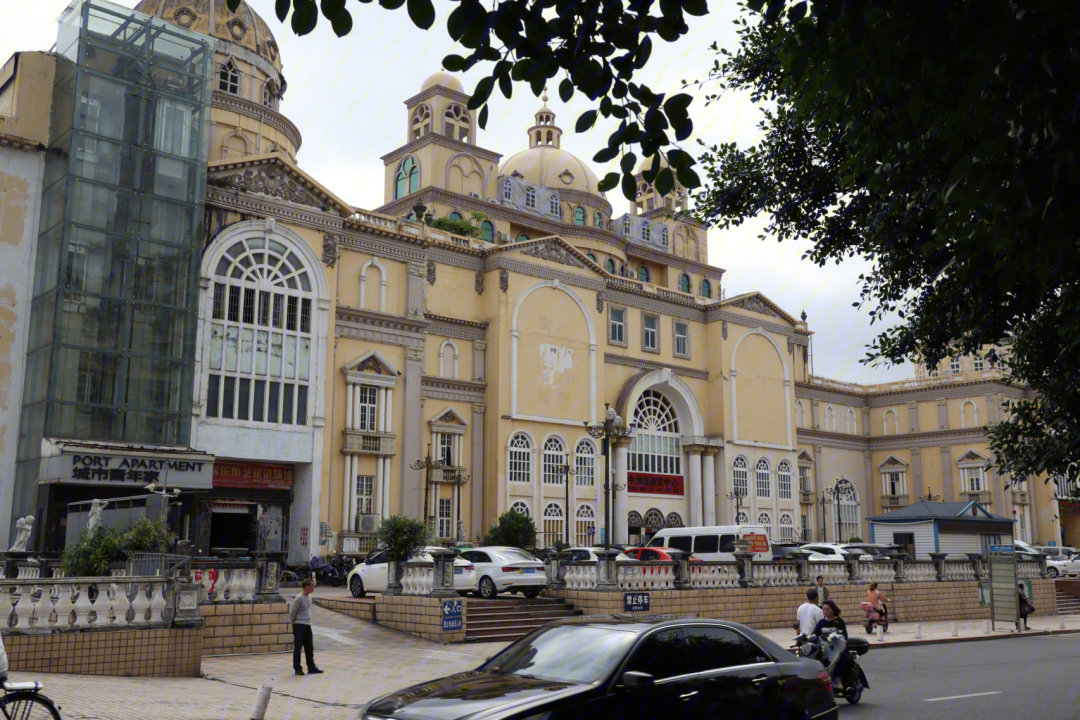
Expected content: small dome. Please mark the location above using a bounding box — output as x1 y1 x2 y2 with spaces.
134 0 283 71
636 154 670 176
421 71 464 94
500 145 603 196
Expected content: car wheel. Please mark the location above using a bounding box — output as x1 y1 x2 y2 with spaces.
1048 567 1060 578
349 574 366 598
479 576 497 599
522 588 541 599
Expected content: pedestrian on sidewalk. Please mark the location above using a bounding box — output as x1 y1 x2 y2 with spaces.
291 578 324 676
796 588 824 636
1017 582 1033 631
813 575 829 606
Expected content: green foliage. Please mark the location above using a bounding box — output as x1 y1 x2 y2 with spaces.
695 1 1080 485
123 516 177 553
483 509 537 550
430 217 480 238
848 537 863 544
375 515 431 561
60 515 177 577
227 0 705 200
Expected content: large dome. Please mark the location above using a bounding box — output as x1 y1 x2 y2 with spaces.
500 145 603 196
134 0 283 71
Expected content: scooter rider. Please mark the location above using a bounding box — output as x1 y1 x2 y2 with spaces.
812 600 851 687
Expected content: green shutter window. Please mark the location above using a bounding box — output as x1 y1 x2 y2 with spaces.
481 221 494 243
700 279 712 298
587 253 597 263
448 211 463 220
574 207 586 225
605 259 615 273
517 234 529 242
638 266 650 282
395 157 419 199
594 212 603 228
680 274 691 293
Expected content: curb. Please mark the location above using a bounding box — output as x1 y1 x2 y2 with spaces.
846 627 1080 650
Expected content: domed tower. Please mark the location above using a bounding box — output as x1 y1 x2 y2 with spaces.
134 0 302 162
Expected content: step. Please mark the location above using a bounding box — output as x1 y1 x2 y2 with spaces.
467 617 567 629
467 608 577 620
466 631 537 643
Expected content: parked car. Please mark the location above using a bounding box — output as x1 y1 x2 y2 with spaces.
623 547 703 562
1034 546 1078 560
841 543 903 560
1018 552 1073 578
347 546 476 598
799 543 871 562
457 546 547 599
360 615 839 720
647 525 774 561
770 543 809 560
565 547 634 562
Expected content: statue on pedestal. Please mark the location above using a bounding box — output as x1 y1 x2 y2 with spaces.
8 515 34 552
87 499 109 534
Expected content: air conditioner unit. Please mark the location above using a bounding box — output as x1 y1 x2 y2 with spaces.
496 232 511 244
469 192 483 199
359 515 379 533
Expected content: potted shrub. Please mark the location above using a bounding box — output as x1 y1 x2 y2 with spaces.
483 509 538 550
374 515 431 596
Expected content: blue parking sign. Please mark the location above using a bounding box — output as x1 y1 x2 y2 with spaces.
442 599 463 632
624 593 650 612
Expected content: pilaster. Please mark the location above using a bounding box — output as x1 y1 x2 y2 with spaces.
470 402 486 539
402 345 425 517
940 446 954 500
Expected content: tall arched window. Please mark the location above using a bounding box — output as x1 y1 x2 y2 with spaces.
605 259 616 274
700 279 712 298
542 502 564 547
777 460 792 499
395 157 419 199
732 455 749 496
825 405 836 432
757 512 772 539
218 58 240 94
575 504 596 545
847 408 857 434
549 193 561 216
779 513 795 542
961 400 979 428
542 436 567 485
628 510 645 533
679 273 691 293
630 390 681 477
439 340 458 379
883 409 899 435
508 433 532 484
574 439 596 486
736 511 749 524
480 220 494 243
262 79 278 109
833 478 860 542
594 212 603 228
574 207 586 225
637 266 650 282
661 226 669 247
665 512 684 528
411 104 432 139
644 509 665 531
795 400 805 427
207 237 314 425
755 458 771 498
510 500 531 517
448 211 463 221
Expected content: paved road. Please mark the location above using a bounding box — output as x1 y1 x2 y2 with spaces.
840 633 1080 720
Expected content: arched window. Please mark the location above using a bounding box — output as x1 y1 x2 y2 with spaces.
628 510 645 531
574 207 585 225
395 157 419 199
642 223 651 243
777 460 792 499
630 390 681 477
508 433 532 484
661 226 669 247
665 512 684 529
605 259 616 274
757 512 772 539
961 400 979 428
439 340 458 379
524 186 537 209
586 253 597 264
884 409 899 435
502 178 512 201
594 212 603 228
542 436 567 485
510 500 531 517
448 211 463 221
644 509 665 531
700 279 712 298
679 273 691 293
575 504 596 545
755 458 771 498
795 400 805 427
847 408 857 434
824 405 836 432
833 478 860 542
637 266 650 282
444 103 471 143
736 511 749 525
480 221 494 243
218 58 240 94
574 439 596 486
207 237 314 425
411 104 432 140
779 513 796 542
542 502 564 547
517 234 529 242
262 79 278 108
549 193 561 216
732 456 749 497
623 216 631 236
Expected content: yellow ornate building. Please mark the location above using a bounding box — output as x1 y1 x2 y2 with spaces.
0 0 1064 557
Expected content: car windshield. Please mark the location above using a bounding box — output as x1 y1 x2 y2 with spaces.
498 549 539 562
480 625 638 684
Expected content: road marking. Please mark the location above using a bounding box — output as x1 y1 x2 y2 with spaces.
925 692 1002 702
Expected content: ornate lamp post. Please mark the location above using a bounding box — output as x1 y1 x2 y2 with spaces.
918 486 943 502
584 403 636 547
727 486 748 524
411 443 447 530
820 477 848 543
551 463 577 546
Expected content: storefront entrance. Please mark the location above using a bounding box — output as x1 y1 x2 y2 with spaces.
195 461 294 556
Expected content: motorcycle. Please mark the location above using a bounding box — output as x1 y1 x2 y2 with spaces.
793 630 871 705
327 553 354 587
860 601 889 634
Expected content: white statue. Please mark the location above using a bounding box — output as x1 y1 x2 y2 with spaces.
87 499 109 534
8 515 34 552
456 520 467 543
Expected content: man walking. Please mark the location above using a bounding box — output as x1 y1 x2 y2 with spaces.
813 575 830 606
797 588 824 636
290 578 323 676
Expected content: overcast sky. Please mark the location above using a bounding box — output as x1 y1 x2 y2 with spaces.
1 0 913 384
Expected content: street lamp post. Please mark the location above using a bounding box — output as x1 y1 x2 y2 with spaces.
584 403 636 548
727 487 747 524
552 463 577 546
820 477 849 543
411 444 447 531
919 486 943 502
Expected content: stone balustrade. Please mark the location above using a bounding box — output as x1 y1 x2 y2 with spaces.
808 562 848 586
564 562 598 590
617 562 675 590
0 577 173 632
756 562 799 587
688 563 741 589
906 561 938 582
400 562 435 596
1018 561 1043 580
942 560 975 581
191 562 259 604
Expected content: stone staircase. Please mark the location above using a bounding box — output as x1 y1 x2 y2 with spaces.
1055 583 1080 615
465 597 581 643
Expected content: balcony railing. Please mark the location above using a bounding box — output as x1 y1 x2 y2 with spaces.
342 430 396 456
799 490 814 505
883 494 910 508
962 491 992 505
341 534 378 554
1012 490 1030 505
433 466 467 484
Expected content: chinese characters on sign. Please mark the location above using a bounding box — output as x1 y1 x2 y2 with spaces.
627 472 684 496
212 461 295 490
744 534 770 554
1059 500 1080 516
60 454 212 488
442 599 463 631
624 593 651 612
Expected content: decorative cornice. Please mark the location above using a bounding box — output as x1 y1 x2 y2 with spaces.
705 308 808 341
421 375 487 403
206 188 343 233
490 255 606 292
794 379 1028 407
423 313 489 329
794 385 874 405
339 231 427 264
604 353 709 380
402 85 475 112
380 132 503 165
211 92 302 151
796 426 988 452
0 132 44 153
337 305 429 333
428 245 484 271
605 288 704 322
720 292 799 325
424 313 488 342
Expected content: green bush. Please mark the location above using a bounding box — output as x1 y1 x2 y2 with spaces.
374 515 431 561
430 217 480 238
124 515 177 553
483 509 537 550
848 536 864 543
60 514 177 577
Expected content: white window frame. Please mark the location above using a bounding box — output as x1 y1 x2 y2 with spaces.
883 409 899 435
973 355 985 372
352 475 375 530
642 313 659 352
524 185 536 209
755 458 771 499
846 408 857 434
549 193 561 216
824 405 836 432
777 461 792 500
883 470 907 497
962 466 985 493
950 357 961 374
732 455 749 496
575 504 596 545
542 502 564 547
437 497 452 538
779 513 795 542
510 500 531 517
609 306 627 346
218 58 240 95
542 436 567 485
574 439 596 487
798 465 812 493
629 390 682 478
356 385 378 432
757 512 772 540
508 433 532 484
961 400 979 428
673 321 689 358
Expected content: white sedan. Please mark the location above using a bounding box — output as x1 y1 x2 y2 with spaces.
457 546 547 599
347 546 476 597
565 547 634 562
799 544 872 562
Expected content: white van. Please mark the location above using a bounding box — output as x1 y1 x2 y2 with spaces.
646 525 774 562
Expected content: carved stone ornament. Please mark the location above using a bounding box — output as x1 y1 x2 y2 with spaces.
881 456 906 467
408 260 426 277
173 6 196 27
225 17 248 40
475 271 484 296
427 259 437 285
802 346 808 363
559 169 575 185
499 268 509 292
721 321 728 340
728 294 784 320
208 167 323 208
957 450 986 463
405 346 424 361
596 291 604 313
515 241 587 269
438 412 460 424
322 234 339 268
359 357 383 374
787 337 794 353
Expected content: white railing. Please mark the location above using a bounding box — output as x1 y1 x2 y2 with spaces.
688 563 741 589
617 562 674 591
906 561 938 582
401 564 434 596
1017 561 1042 580
192 565 258 603
0 577 172 632
757 563 799 587
808 376 863 392
942 561 975 581
809 562 848 586
341 535 378 554
565 563 598 590
869 562 896 584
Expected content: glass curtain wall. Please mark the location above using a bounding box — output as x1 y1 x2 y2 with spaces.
15 0 215 522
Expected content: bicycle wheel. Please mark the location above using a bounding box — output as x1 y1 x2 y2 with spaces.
279 571 299 584
0 691 62 720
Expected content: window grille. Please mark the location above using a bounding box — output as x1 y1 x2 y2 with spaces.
630 390 681 476
732 456 749 496
755 458 771 498
508 434 532 483
574 440 596 486
777 461 793 499
542 436 567 484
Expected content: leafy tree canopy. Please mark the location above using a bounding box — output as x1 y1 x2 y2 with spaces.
227 0 707 200
483 509 537 549
693 0 1080 485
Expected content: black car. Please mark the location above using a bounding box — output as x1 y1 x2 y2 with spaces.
360 615 838 720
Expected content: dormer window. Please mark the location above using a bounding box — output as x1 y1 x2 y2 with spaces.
641 223 651 243
623 217 631 236
549 193 560 216
411 105 431 140
661 226 669 247
524 186 536 209
503 179 512 201
262 79 278 109
218 58 240 94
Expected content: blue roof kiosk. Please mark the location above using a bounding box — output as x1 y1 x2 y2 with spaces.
867 500 1014 560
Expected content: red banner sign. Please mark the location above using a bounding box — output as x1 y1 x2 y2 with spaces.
1060 500 1080 516
628 472 684 496
213 461 294 489
744 533 770 554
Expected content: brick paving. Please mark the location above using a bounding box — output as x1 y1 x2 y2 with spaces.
12 588 1080 719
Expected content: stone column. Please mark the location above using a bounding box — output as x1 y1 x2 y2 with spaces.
940 446 955 500
345 381 354 430
928 552 949 581
907 401 920 433
789 550 811 584
402 345 425 518
813 446 823 541
427 548 459 598
667 549 691 590
862 451 873 537
911 448 923 494
966 552 984 581
861 406 871 436
889 552 906 583
702 447 719 526
685 445 704 527
470 403 486 541
406 260 426 319
472 340 486 382
172 582 203 629
734 548 756 588
986 393 999 425
613 438 632 545
937 399 949 430
595 549 620 591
